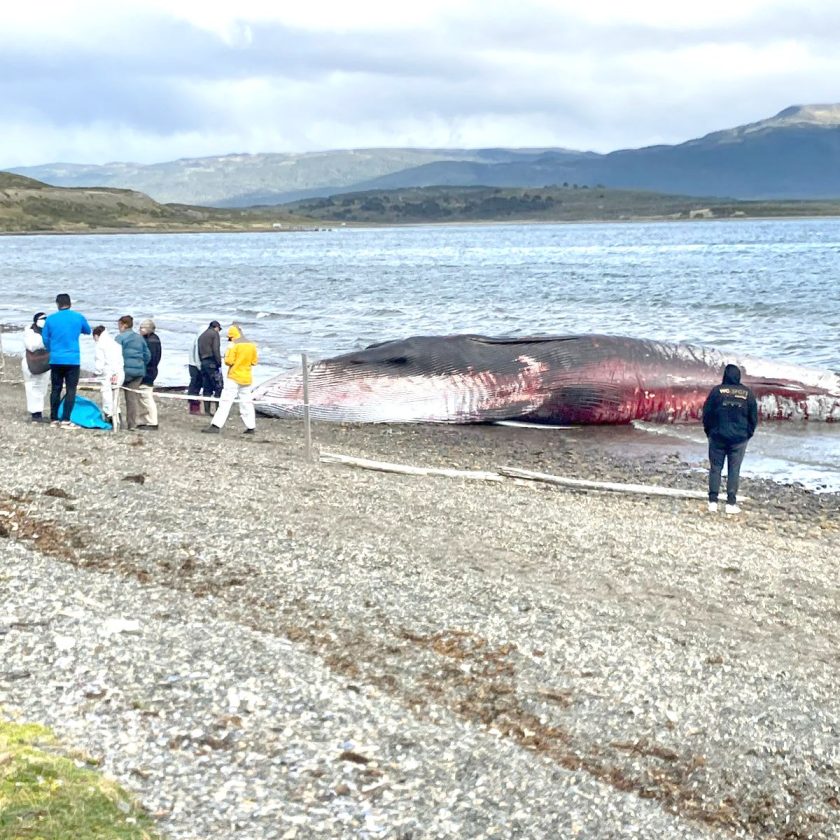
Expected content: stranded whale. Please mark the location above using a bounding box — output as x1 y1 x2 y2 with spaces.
252 334 840 425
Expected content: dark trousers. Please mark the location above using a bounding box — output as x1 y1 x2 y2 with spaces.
200 360 222 413
49 364 80 422
188 364 203 411
708 438 749 505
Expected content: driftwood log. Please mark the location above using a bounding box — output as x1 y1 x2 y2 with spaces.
320 451 716 500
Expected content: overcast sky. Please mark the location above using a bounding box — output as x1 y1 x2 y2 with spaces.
2 0 838 166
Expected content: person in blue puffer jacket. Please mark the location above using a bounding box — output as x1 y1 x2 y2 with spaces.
115 315 150 431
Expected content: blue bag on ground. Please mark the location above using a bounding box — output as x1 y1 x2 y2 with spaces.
58 395 112 430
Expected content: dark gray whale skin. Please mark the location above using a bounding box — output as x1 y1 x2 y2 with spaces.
252 334 840 424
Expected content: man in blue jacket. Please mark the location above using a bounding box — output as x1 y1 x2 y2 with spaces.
702 364 758 515
41 293 92 426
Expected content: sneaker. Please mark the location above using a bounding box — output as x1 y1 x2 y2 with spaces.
60 420 80 429
137 424 159 431
707 502 718 513
201 425 221 434
243 428 255 435
51 420 61 427
725 504 741 515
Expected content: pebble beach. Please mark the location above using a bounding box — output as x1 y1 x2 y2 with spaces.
1 365 839 839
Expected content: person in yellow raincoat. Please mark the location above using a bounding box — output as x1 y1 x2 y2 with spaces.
201 325 258 434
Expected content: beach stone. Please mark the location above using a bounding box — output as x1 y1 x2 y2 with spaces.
0 369 838 839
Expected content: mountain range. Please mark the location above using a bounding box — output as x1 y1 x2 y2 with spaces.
8 104 840 207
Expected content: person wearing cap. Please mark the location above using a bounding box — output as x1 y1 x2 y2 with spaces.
21 311 50 422
136 318 162 429
115 315 150 431
202 325 258 434
197 320 223 415
41 293 92 427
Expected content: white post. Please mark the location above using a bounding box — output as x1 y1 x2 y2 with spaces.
302 352 312 462
0 330 5 381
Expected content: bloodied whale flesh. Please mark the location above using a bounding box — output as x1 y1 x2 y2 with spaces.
251 334 840 425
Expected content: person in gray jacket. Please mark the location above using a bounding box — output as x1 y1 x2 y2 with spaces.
115 315 150 431
197 320 223 414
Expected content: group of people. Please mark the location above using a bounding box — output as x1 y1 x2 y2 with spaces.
21 293 259 435
22 293 758 509
89 314 162 430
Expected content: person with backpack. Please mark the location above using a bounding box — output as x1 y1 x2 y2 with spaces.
21 311 50 422
197 320 223 415
702 363 759 515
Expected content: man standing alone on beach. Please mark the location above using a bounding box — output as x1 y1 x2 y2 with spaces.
202 325 258 434
41 293 91 427
702 363 758 515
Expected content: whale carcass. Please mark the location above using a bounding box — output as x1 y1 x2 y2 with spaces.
252 334 840 424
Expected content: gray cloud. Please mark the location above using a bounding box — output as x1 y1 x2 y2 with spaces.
1 2 839 165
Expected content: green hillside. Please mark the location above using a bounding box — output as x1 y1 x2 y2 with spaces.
0 172 315 233
282 185 840 224
5 172 839 234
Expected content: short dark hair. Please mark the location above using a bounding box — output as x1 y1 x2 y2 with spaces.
55 293 71 309
118 315 134 328
93 325 106 337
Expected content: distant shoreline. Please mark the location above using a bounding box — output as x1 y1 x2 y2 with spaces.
4 212 840 237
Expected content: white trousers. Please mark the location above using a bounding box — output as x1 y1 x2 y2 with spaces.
211 380 255 430
136 383 158 426
100 372 125 417
21 359 49 414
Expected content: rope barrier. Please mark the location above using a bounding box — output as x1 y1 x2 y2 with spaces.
117 383 256 406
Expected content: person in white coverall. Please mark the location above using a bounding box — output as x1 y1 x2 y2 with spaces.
21 311 50 421
92 325 125 422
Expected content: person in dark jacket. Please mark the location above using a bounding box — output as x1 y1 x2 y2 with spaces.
702 364 758 514
137 318 162 429
115 315 150 431
197 320 223 415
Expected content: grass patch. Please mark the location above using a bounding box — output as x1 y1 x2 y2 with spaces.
0 719 160 839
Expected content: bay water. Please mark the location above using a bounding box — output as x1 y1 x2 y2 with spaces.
1 219 838 490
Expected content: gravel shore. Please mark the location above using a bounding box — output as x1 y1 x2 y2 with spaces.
1 370 839 839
